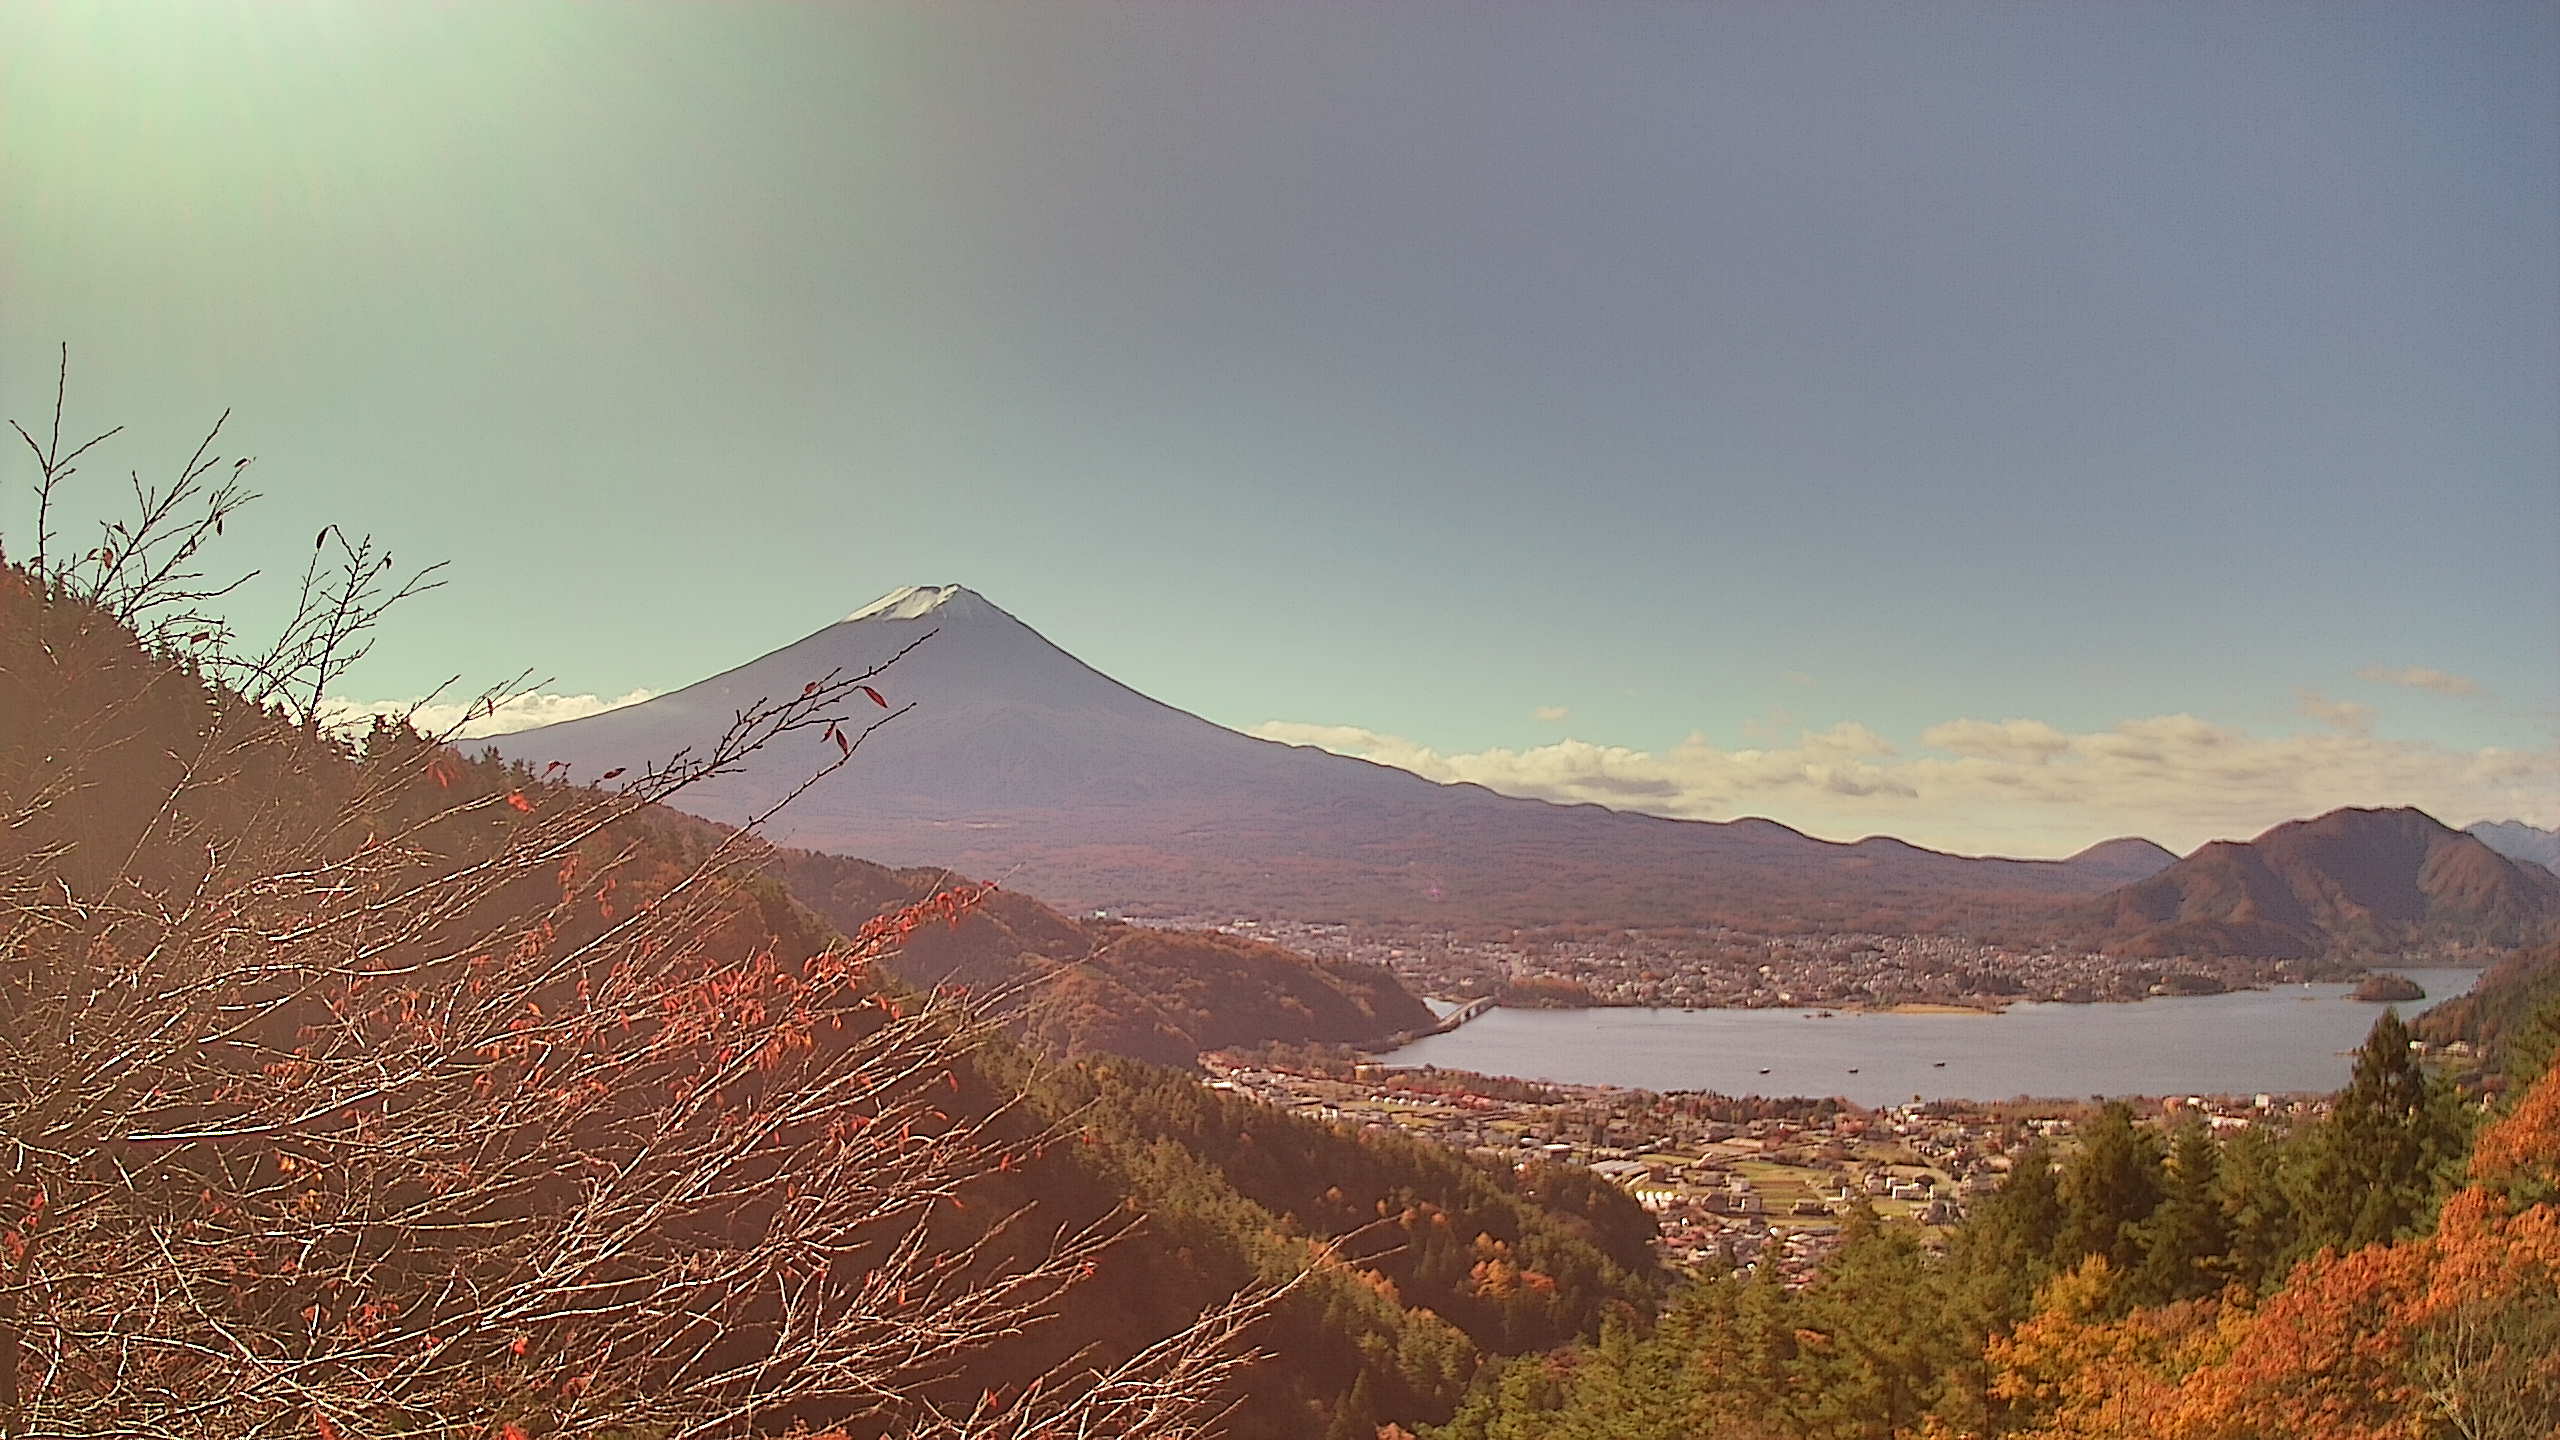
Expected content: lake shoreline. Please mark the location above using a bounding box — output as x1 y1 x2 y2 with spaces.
1387 966 2483 1106
1451 964 2479 1017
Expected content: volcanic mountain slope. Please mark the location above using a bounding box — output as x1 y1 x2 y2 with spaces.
765 847 1433 1066
488 585 2174 933
2470 819 2560 875
2068 807 2560 959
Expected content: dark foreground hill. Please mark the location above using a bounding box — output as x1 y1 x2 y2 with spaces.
2067 806 2560 958
489 585 2171 934
768 847 1433 1066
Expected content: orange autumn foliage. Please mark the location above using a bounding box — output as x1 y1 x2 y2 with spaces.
1986 1259 2229 1437
1991 1066 2560 1440
2473 1062 2560 1192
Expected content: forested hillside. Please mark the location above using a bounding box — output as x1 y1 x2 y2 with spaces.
2417 940 2560 1070
1001 1055 1662 1437
770 848 1433 1066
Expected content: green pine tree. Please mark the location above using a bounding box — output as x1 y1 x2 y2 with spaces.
2055 1102 2165 1281
1325 1370 1381 1440
2287 1010 2468 1255
2135 1119 2230 1303
1949 1138 2065 1325
2211 1123 2298 1292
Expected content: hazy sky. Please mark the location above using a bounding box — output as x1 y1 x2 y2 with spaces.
6 2 2555 855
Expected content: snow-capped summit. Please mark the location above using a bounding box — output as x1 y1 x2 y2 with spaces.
486 587 2186 935
842 584 989 624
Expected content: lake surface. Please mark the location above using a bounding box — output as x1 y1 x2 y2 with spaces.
1380 967 2480 1106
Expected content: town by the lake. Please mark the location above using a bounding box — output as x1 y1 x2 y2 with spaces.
1203 1029 2481 1285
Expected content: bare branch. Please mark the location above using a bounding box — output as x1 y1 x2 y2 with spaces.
0 482 1264 1436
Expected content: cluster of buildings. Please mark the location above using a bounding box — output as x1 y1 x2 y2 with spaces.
1205 1053 2331 1283
1146 914 2325 1011
1208 1057 2039 1278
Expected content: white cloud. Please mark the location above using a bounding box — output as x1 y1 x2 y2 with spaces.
2295 688 2375 735
1532 705 1571 723
2357 664 2482 698
1248 709 2560 857
323 688 657 740
1920 717 2073 764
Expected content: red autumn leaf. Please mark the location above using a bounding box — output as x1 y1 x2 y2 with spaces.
832 727 850 757
858 684 887 708
802 681 819 696
541 760 568 777
312 1412 344 1440
599 767 625 781
505 792 533 813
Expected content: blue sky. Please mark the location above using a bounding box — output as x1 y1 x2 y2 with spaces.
5 2 2554 855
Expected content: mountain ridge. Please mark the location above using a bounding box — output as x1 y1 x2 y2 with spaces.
484 585 2183 933
2069 806 2560 958
2468 818 2560 875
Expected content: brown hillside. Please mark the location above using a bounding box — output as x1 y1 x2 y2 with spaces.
2070 807 2560 958
769 847 1434 1066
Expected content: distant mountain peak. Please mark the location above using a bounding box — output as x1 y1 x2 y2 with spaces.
2068 836 2178 862
2468 819 2560 875
2070 805 2560 958
842 584 992 624
2062 836 2181 880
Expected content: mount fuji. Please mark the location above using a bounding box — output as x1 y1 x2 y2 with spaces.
485 586 2173 931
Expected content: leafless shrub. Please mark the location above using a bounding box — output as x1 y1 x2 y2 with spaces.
7 345 443 724
0 375 1270 1438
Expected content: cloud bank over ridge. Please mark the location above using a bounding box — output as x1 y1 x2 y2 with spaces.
324 689 659 741
1249 711 2559 858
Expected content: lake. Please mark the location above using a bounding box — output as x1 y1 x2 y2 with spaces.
1379 967 2481 1106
